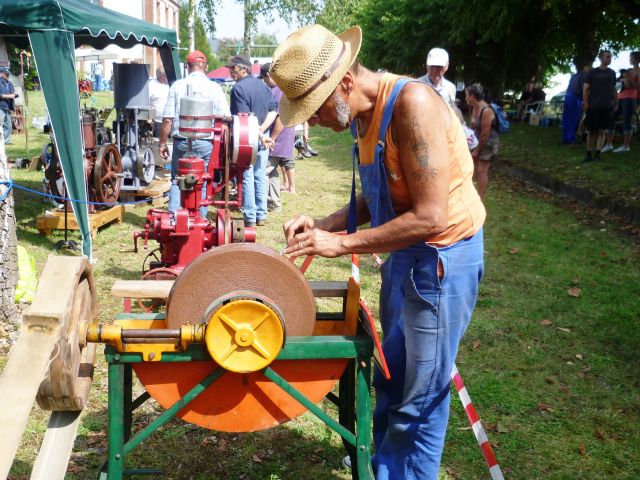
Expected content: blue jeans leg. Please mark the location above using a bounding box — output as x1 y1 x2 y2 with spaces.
2 109 11 143
620 98 637 134
373 231 484 480
242 147 269 223
169 139 213 217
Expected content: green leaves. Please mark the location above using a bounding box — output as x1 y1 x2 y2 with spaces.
354 0 640 97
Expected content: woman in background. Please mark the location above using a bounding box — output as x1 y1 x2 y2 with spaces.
466 83 499 199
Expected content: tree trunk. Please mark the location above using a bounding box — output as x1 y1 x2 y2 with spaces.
188 0 196 52
0 125 18 323
243 0 252 57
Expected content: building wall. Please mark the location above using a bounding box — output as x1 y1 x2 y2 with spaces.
144 0 180 76
83 0 180 81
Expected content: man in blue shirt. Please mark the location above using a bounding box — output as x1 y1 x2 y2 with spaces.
227 55 277 227
0 67 17 144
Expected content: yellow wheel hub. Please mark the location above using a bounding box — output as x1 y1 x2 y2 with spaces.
204 293 285 373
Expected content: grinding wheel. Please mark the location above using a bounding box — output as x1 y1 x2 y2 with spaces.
134 244 350 432
165 243 315 335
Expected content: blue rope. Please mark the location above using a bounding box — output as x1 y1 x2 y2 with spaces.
0 180 168 206
0 179 13 203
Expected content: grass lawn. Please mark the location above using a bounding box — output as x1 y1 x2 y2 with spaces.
499 122 640 211
2 94 640 479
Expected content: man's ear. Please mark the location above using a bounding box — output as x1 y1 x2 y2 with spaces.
339 71 354 95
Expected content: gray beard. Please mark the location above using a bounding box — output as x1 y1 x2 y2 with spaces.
334 91 351 127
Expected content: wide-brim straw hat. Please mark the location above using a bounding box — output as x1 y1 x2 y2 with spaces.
270 25 362 127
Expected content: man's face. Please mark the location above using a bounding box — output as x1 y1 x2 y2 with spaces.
427 65 448 85
599 52 612 67
228 64 248 80
308 88 351 132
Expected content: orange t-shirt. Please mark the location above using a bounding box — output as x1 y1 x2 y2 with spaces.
357 73 486 246
618 69 639 100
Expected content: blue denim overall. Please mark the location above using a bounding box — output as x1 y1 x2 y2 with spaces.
350 78 484 479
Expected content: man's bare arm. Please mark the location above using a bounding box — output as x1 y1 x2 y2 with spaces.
285 83 450 256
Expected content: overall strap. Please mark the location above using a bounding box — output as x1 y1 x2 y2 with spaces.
347 77 416 234
348 122 359 233
377 77 414 147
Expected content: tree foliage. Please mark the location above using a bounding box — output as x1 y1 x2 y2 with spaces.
216 33 277 60
315 0 362 34
354 0 640 97
179 3 219 67
198 0 318 56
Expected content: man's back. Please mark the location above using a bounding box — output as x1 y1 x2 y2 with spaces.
164 71 230 137
230 75 274 124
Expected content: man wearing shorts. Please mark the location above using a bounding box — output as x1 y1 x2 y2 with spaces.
583 50 617 162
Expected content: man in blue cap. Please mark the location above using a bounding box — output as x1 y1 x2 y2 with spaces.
227 55 277 227
0 67 17 144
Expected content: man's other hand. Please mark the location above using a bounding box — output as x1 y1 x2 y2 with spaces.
283 214 315 243
283 227 346 258
159 143 170 160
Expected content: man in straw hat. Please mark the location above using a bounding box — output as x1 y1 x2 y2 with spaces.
275 25 486 479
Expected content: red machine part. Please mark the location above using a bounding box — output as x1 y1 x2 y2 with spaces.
133 114 258 277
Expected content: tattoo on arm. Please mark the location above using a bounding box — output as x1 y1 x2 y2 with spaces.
407 117 438 182
408 118 429 167
412 167 438 182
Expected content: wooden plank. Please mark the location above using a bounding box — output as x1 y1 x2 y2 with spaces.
31 411 82 480
36 205 124 237
121 179 170 207
0 326 61 479
0 257 89 478
309 281 349 297
111 280 174 299
111 279 349 301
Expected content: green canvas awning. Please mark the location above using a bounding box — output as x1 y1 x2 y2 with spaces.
0 0 181 259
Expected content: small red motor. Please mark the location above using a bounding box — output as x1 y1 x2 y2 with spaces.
133 111 259 279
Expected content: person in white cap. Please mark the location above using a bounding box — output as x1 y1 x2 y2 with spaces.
272 24 485 480
419 48 457 107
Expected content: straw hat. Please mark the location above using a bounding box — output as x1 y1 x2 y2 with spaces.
270 25 362 127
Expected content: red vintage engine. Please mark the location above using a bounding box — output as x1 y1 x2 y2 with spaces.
133 111 259 280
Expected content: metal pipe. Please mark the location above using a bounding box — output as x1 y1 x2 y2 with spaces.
121 329 181 339
122 338 179 344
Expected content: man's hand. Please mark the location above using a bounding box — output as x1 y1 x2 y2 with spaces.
283 214 315 242
582 102 588 112
261 135 275 150
283 227 346 258
159 143 170 160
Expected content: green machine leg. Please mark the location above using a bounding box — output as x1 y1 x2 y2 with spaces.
107 361 125 479
264 355 374 480
355 358 374 479
99 336 375 479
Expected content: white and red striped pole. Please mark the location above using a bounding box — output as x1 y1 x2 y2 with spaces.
451 364 504 480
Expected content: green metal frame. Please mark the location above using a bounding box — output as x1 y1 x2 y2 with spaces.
98 314 375 480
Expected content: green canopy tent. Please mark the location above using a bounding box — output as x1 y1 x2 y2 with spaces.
0 0 181 259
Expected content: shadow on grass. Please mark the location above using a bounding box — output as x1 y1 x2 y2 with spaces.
70 407 351 480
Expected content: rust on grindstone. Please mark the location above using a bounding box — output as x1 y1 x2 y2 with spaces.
166 243 316 336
